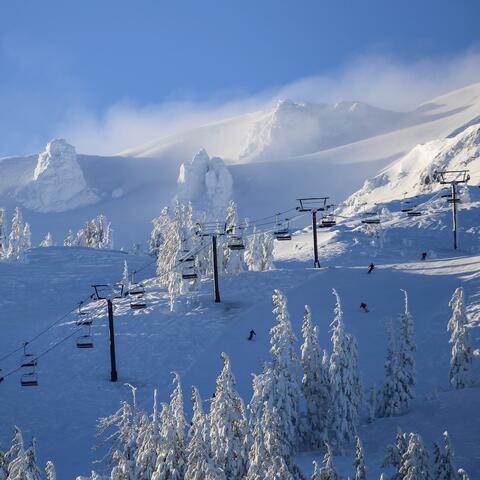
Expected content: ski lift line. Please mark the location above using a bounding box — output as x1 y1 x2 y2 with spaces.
0 293 93 364
247 207 297 225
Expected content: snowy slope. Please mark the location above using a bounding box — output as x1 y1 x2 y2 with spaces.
1 185 480 477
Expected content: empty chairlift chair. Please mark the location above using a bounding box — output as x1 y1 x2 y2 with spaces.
361 212 380 225
319 214 336 228
76 334 94 349
182 263 198 280
227 234 245 250
21 370 38 387
274 218 292 241
129 283 147 309
21 342 37 368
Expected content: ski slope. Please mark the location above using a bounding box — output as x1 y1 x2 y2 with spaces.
1 187 479 478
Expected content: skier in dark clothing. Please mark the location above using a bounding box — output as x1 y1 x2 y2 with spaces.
248 329 256 341
367 263 375 274
360 302 369 312
421 251 427 261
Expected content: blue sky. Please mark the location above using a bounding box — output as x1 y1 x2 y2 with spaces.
1 0 479 156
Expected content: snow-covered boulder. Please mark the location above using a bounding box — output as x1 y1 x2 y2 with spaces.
177 149 233 217
18 139 98 212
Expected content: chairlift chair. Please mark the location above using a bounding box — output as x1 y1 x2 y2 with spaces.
182 264 198 280
21 343 37 368
227 235 245 251
319 214 337 228
361 214 380 225
274 218 292 240
129 284 145 296
401 202 413 213
130 300 147 310
21 371 38 387
76 335 94 349
407 211 422 217
179 249 195 263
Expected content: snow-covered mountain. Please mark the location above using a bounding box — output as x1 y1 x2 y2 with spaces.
342 123 480 215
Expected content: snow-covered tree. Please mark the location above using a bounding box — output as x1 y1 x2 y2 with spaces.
329 289 362 451
376 321 404 418
64 229 75 247
448 287 473 389
313 443 341 480
8 438 42 480
45 460 56 480
185 387 225 480
7 207 29 261
223 200 245 274
300 305 329 448
397 290 415 406
244 227 262 272
265 456 294 480
40 232 53 247
382 430 407 479
76 214 113 249
398 433 432 480
434 431 457 480
150 207 171 257
0 208 6 256
121 261 129 295
367 384 376 423
354 436 367 480
260 232 274 271
209 353 249 479
135 390 162 480
458 469 470 480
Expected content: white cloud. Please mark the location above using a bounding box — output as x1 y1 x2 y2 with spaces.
57 50 480 156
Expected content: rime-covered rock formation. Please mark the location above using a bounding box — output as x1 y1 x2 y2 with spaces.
177 148 233 217
18 139 98 212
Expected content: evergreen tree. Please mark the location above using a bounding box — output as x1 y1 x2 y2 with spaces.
0 208 6 256
317 443 341 480
300 305 329 448
448 287 473 389
7 207 24 260
8 438 42 480
354 436 367 480
150 207 171 256
265 456 294 480
397 290 415 406
40 232 53 247
434 431 457 480
382 430 407 480
185 387 225 480
398 433 432 480
121 261 129 295
64 229 75 246
45 460 56 480
135 390 162 480
376 321 403 418
209 353 249 479
457 469 470 480
329 289 362 451
260 232 275 271
245 227 262 271
224 200 245 274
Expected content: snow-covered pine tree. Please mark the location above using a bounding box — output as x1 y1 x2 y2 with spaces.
367 384 376 423
8 438 42 480
185 387 225 480
21 223 31 253
270 289 301 455
382 430 407 480
110 449 135 480
397 290 415 407
209 353 249 479
434 431 457 480
0 208 6 256
376 321 403 418
260 232 274 271
135 390 162 480
7 207 24 260
457 469 470 480
318 443 341 480
64 229 75 247
150 207 171 257
354 436 367 480
265 456 294 480
329 289 361 451
45 460 56 480
398 433 432 480
121 261 129 295
244 227 262 272
300 305 329 449
40 232 53 247
447 287 473 389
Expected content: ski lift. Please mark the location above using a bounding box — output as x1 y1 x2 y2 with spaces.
274 216 292 241
407 210 422 217
76 302 92 326
76 334 94 349
21 342 37 368
227 234 245 251
130 299 147 310
361 213 380 225
401 201 413 213
21 371 38 387
129 284 145 296
319 213 336 228
182 264 198 280
179 249 195 263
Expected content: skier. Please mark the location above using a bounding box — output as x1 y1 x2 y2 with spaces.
367 262 375 274
421 251 427 261
248 329 256 341
360 302 369 313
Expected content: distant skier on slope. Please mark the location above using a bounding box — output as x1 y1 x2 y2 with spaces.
367 263 375 274
421 251 427 261
248 329 256 341
360 302 369 313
